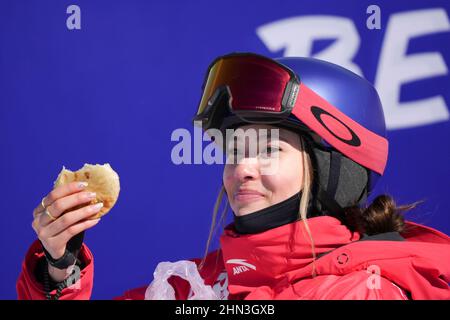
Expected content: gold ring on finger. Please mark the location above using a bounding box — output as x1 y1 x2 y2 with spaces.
40 197 47 210
45 208 57 221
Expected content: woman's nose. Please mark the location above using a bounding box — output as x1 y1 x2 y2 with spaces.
233 157 260 181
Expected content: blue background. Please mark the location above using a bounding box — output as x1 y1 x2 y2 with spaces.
1 0 449 299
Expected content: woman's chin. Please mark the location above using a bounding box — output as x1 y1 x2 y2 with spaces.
234 202 269 217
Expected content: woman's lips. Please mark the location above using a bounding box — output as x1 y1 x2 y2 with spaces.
234 190 265 203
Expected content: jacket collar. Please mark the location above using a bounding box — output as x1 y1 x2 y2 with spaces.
219 216 450 299
220 216 360 290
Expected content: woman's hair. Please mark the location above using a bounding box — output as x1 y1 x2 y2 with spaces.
198 133 422 273
342 195 422 235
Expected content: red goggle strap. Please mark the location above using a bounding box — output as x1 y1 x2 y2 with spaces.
291 83 388 175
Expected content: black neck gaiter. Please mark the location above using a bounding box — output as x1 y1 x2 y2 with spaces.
233 192 303 234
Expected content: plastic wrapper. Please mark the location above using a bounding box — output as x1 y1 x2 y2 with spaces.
144 260 218 300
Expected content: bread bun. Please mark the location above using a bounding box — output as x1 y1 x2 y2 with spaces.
53 163 120 219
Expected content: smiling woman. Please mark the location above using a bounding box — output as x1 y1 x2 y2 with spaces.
223 124 308 217
16 52 450 300
191 53 450 300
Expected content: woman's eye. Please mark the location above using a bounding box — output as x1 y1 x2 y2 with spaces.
266 146 280 154
260 146 281 157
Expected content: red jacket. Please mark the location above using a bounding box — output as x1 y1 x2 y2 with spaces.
17 216 450 300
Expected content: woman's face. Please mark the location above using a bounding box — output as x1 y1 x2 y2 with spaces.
223 124 305 216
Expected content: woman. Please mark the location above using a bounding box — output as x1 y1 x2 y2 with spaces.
17 53 450 300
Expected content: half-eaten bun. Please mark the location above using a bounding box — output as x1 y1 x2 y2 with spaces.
53 163 120 219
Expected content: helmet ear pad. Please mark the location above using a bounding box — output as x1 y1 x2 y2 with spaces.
304 139 369 216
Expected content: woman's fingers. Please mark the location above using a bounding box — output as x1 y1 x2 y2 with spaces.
32 198 46 219
39 191 98 227
42 181 89 210
43 202 104 237
32 202 45 219
31 216 40 232
32 181 89 218
31 181 101 261
45 181 89 206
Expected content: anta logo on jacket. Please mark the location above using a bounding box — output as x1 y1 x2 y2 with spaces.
226 259 257 275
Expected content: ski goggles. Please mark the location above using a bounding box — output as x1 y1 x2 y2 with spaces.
194 52 300 129
193 52 388 175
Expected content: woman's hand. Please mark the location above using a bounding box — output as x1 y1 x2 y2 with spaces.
32 181 103 281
